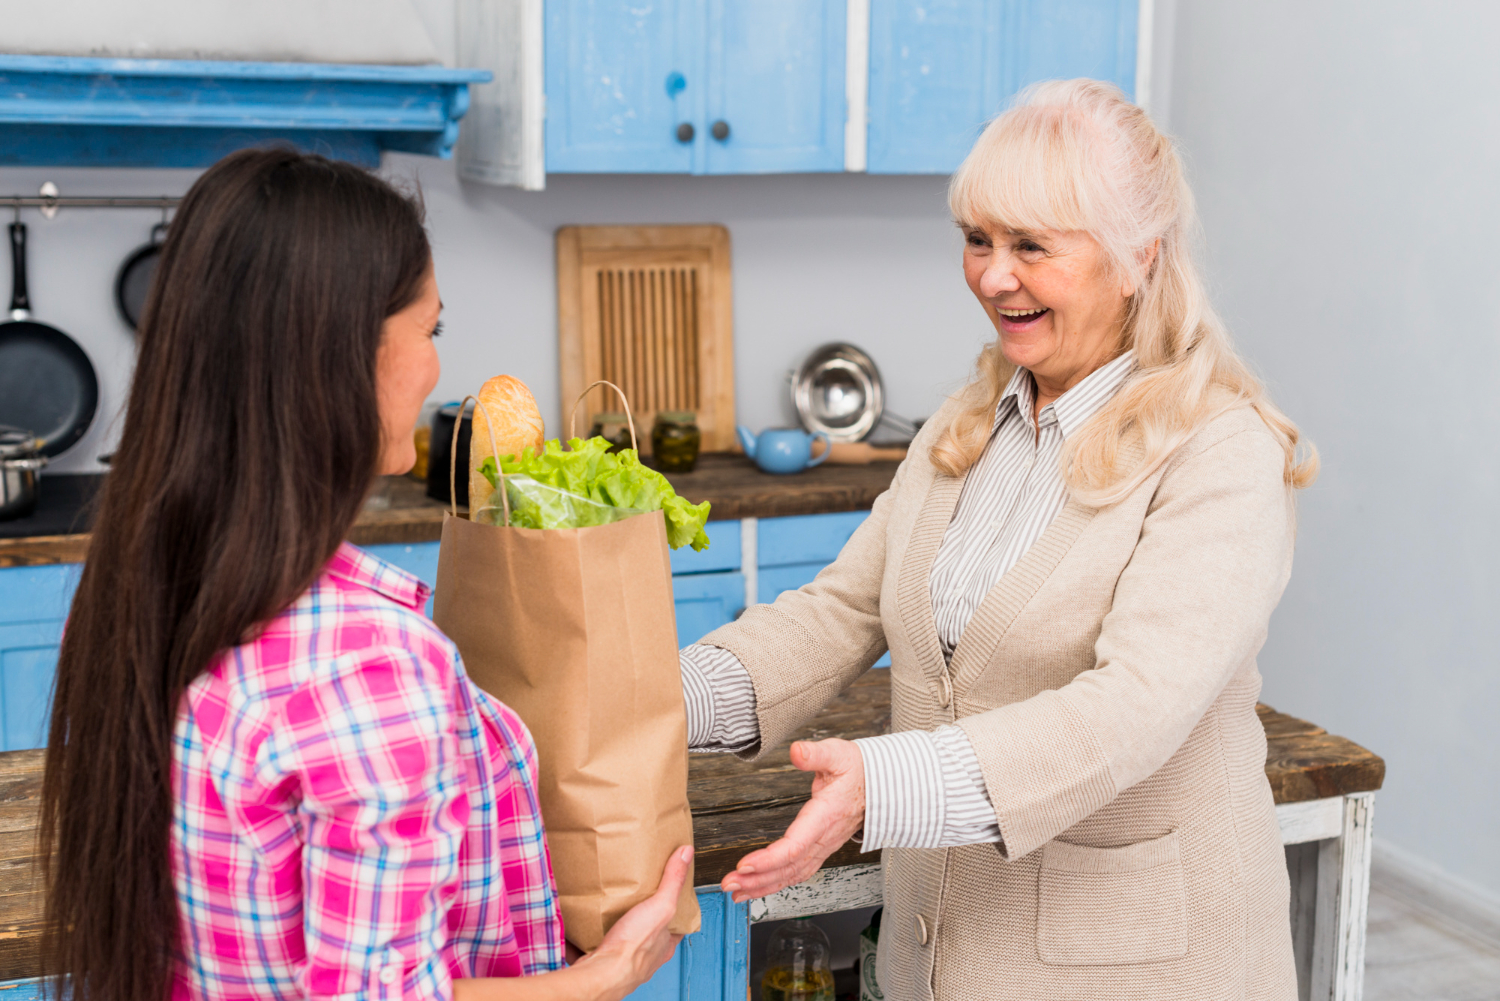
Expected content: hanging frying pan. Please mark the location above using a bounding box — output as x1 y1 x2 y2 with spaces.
0 223 99 458
115 221 168 332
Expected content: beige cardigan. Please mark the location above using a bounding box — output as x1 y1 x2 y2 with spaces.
701 398 1300 1001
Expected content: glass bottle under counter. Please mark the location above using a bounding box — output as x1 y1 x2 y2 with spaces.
651 410 701 473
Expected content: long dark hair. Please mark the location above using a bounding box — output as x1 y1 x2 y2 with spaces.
41 148 431 1001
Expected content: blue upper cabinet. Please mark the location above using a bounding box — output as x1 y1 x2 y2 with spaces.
866 0 1138 174
545 0 846 174
703 0 846 174
544 0 705 172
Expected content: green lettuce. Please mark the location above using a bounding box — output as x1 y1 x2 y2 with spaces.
478 437 711 551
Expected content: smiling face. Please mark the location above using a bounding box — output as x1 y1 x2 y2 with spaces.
375 263 442 476
961 224 1135 398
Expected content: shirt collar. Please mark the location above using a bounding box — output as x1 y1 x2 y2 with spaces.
996 350 1135 440
325 541 431 612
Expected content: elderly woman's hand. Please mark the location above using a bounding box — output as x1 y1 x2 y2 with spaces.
721 739 865 902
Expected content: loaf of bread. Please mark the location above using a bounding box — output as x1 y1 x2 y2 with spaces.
469 375 546 518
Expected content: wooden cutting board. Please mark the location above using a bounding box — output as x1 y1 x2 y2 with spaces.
556 225 736 453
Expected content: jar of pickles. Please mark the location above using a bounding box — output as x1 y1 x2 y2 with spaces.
588 412 636 453
651 411 701 472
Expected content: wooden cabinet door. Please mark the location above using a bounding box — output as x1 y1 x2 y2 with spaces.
867 0 1138 174
702 0 847 174
544 0 705 172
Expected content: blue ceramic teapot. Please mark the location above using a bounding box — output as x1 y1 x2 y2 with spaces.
736 425 831 475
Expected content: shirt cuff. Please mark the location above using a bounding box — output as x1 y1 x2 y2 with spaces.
679 644 760 754
855 725 1002 850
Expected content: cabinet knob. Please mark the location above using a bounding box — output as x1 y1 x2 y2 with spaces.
676 122 695 143
711 120 730 141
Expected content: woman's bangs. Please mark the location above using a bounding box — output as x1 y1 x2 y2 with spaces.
949 112 1098 236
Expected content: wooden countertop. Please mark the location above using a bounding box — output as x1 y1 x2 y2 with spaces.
0 674 1384 980
0 454 902 568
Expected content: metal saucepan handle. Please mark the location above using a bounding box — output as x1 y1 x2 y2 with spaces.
569 379 639 450
448 395 509 524
9 223 30 316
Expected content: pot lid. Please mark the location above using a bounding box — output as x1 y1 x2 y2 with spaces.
0 426 43 460
791 343 885 443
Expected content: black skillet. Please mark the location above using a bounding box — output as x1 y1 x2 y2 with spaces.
115 221 167 331
0 223 99 458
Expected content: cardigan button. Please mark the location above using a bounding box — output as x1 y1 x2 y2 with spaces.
915 914 930 946
938 672 952 708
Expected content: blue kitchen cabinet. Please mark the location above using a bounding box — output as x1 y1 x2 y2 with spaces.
672 571 746 646
545 0 704 172
703 0 846 174
626 888 749 1000
758 511 889 666
0 563 79 751
545 0 846 174
867 0 1138 174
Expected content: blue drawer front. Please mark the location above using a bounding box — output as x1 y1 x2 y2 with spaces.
0 563 79 625
669 519 742 574
758 511 870 568
627 888 749 1000
673 571 745 645
0 621 61 750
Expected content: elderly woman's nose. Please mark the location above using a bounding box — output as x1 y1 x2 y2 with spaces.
980 256 1022 297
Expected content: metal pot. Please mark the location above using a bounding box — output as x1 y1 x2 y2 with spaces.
0 426 48 521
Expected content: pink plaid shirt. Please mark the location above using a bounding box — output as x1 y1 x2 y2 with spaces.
170 543 564 1001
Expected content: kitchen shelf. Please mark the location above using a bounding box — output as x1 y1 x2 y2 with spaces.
0 55 490 168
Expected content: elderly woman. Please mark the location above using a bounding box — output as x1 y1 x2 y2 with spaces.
679 79 1317 1000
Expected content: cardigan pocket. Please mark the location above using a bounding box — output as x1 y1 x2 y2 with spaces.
1036 830 1189 966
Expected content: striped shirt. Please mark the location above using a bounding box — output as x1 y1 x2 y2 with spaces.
680 352 1135 850
171 543 565 1001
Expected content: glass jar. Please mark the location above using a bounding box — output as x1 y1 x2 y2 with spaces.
761 917 835 1001
588 412 636 453
651 410 701 473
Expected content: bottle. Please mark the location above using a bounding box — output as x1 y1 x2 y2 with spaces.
858 908 883 1001
761 917 835 1001
651 410 701 472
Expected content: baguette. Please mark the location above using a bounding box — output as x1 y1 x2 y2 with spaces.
469 375 546 517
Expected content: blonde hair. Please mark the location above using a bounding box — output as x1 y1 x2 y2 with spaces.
932 79 1316 503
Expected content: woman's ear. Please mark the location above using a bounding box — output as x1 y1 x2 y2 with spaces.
1120 238 1161 298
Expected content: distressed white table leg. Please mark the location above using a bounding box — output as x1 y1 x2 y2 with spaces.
1310 793 1376 1001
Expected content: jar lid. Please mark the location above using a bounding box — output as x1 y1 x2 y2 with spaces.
0 425 42 460
655 410 697 424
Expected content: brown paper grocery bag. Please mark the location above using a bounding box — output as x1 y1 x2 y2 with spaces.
431 394 700 951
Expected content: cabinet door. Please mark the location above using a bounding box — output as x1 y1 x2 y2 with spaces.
0 564 80 752
672 571 746 646
867 0 1137 174
626 888 749 1000
703 0 846 173
545 0 705 172
0 621 62 751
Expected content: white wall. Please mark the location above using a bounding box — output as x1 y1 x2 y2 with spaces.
0 163 989 472
1166 0 1500 896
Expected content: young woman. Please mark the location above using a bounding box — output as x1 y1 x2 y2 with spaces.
42 148 688 1001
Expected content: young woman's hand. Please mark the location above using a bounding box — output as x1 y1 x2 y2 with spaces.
720 739 865 901
453 846 692 1001
569 845 694 1000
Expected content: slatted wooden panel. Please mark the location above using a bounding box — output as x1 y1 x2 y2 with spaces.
557 225 736 453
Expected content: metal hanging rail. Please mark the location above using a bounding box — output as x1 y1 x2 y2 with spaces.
4 195 181 210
